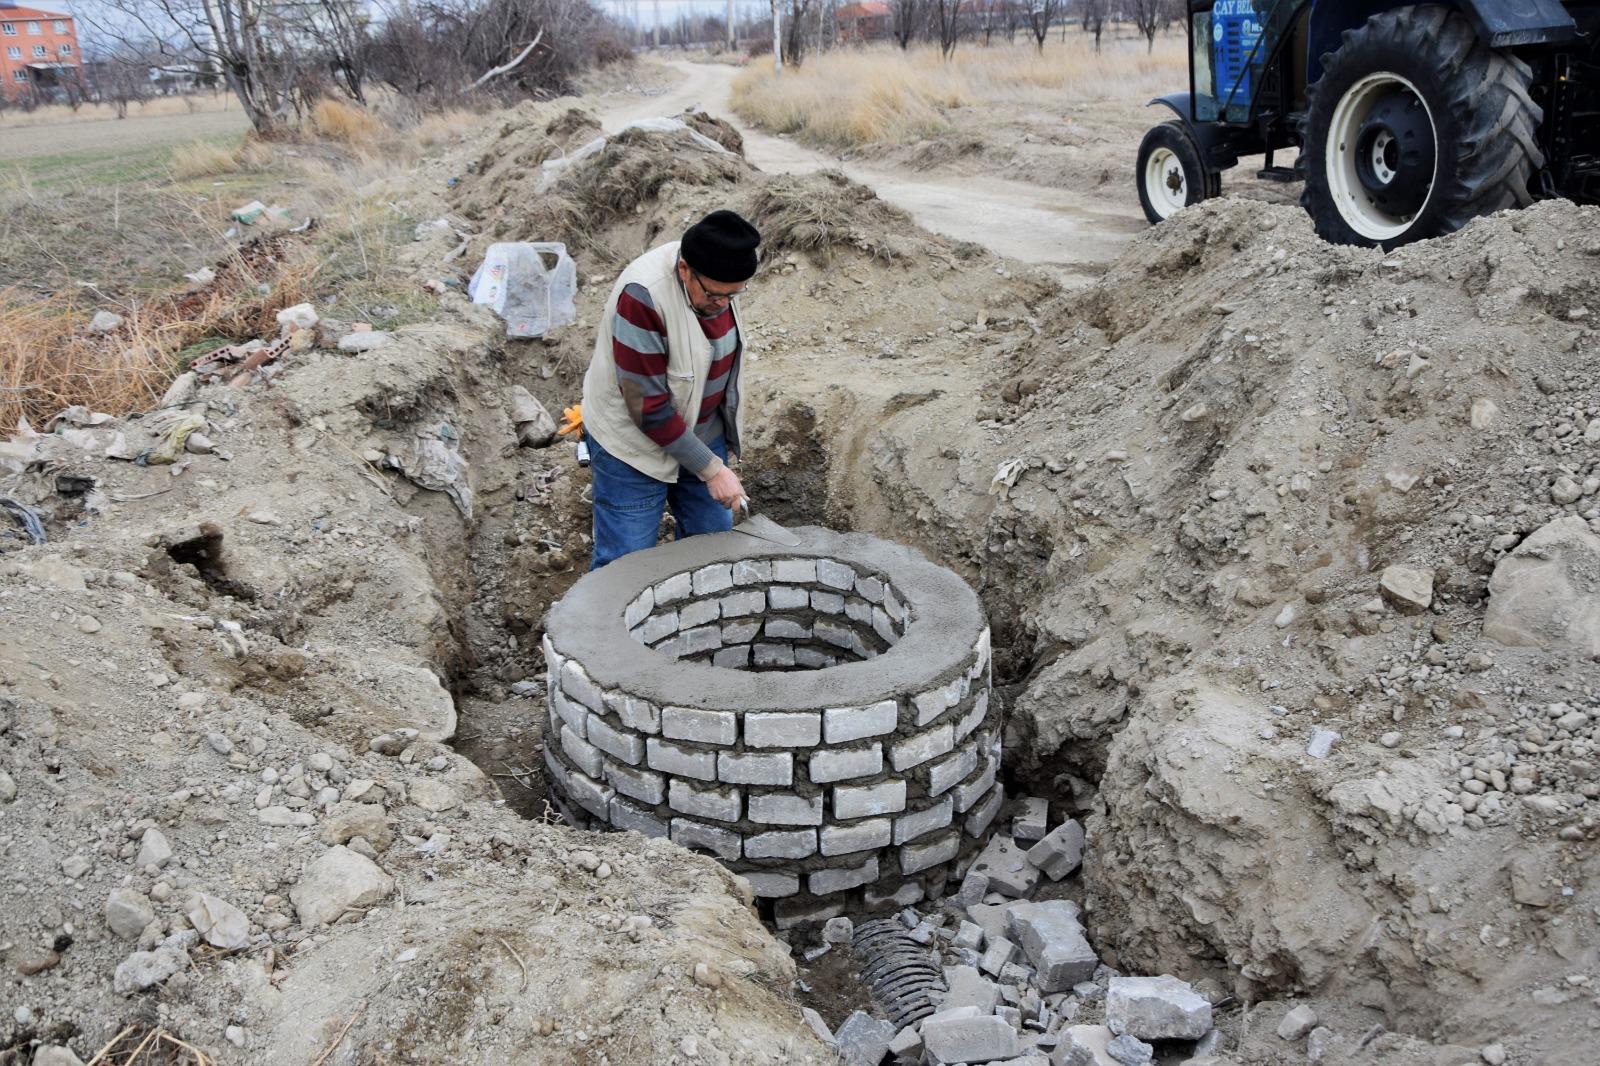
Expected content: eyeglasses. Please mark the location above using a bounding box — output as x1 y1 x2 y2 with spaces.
690 268 747 305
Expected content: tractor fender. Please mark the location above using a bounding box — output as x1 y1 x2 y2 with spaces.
1147 93 1240 173
1306 0 1577 83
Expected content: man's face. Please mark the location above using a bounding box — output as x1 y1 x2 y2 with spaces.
677 259 747 317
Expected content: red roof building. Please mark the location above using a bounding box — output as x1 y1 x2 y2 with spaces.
836 1 892 43
0 5 84 102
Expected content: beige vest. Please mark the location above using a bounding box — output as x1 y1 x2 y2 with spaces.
582 241 744 484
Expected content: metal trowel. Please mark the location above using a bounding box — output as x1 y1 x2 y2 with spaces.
735 499 801 546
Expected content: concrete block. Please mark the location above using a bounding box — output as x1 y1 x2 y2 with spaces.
608 693 660 734
969 835 1038 898
891 723 954 771
609 797 668 838
921 1014 1020 1064
565 772 614 820
668 778 741 822
654 635 686 659
635 610 679 645
817 618 866 654
741 870 799 898
979 935 1016 976
953 921 985 951
645 736 715 779
809 857 878 895
824 700 899 743
864 880 924 909
772 558 817 583
731 558 771 585
678 624 722 655
964 784 1006 838
662 705 737 745
809 743 883 783
748 791 824 825
845 596 873 624
900 830 960 874
955 689 990 741
834 779 907 819
768 584 810 609
1277 1004 1318 1041
1105 975 1212 1041
816 558 856 590
952 757 998 813
713 645 750 670
855 574 886 603
765 617 812 640
940 964 1001 1014
929 743 980 797
678 597 720 630
625 589 654 628
753 642 796 668
1013 796 1049 842
560 725 604 778
1026 819 1086 881
692 563 733 595
914 685 952 726
745 711 823 747
654 571 692 604
586 714 644 765
718 751 793 786
604 761 665 805
722 619 761 643
811 589 846 614
795 646 836 668
719 589 765 617
802 1007 835 1049
552 689 587 737
820 817 891 856
1051 1025 1117 1066
883 586 905 622
835 1011 897 1066
775 897 845 931
1008 901 1097 993
561 659 604 712
872 607 897 644
894 796 954 843
670 818 741 860
744 828 818 859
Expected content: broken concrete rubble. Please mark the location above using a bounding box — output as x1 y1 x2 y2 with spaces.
1105 974 1212 1040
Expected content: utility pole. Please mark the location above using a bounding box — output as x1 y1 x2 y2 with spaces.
771 0 782 72
727 0 735 49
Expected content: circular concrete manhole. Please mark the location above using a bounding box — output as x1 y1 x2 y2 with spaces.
541 527 1001 927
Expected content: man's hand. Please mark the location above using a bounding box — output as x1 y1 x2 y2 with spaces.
705 467 746 510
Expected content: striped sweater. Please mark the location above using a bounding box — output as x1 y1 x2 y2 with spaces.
611 281 740 477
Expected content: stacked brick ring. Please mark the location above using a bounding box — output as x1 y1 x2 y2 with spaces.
542 527 1000 927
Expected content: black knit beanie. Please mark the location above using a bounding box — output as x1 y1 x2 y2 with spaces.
681 210 762 283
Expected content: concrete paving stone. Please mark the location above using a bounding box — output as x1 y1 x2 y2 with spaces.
718 750 793 786
565 772 614 820
754 642 796 667
552 689 587 737
679 598 721 629
745 711 823 747
812 589 847 615
1013 797 1049 842
560 725 604 778
654 571 692 604
940 964 1001 1014
1051 1024 1118 1066
645 738 717 781
980 936 1017 976
722 619 761 643
765 617 812 640
1026 820 1086 881
605 692 660 734
864 880 925 909
892 724 955 771
741 870 800 898
964 903 1014 947
731 558 771 585
692 563 733 595
834 778 908 819
713 645 750 669
915 685 953 726
662 705 737 745
773 558 817 583
845 596 873 624
609 796 669 838
824 700 899 743
635 610 679 645
872 607 897 643
954 755 999 813
775 896 846 930
671 818 741 860
930 743 981 797
997 961 1032 988
668 778 742 822
1008 902 1097 994
604 761 665 805
795 646 835 668
834 1011 897 1066
820 817 891 856
719 589 765 617
883 586 905 622
855 574 886 603
1105 1033 1152 1065
965 784 1006 838
809 857 878 895
922 1014 1020 1064
768 584 810 609
679 624 723 655
1105 975 1212 1040
970 836 1039 898
748 791 824 825
894 796 955 843
561 659 605 712
744 828 818 859
809 743 883 783
954 920 985 951
586 713 644 765
900 829 960 874
625 588 654 628
956 690 991 741
816 558 857 590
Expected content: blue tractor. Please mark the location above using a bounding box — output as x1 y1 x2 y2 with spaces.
1136 0 1600 247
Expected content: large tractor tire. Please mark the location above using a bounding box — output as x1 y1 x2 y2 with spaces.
1301 4 1544 248
1136 121 1219 225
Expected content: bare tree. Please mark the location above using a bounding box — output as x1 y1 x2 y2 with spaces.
932 0 961 57
889 0 919 49
1079 0 1107 50
1126 0 1164 51
783 0 816 65
1024 0 1060 51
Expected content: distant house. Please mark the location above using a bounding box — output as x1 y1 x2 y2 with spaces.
836 1 892 44
0 2 84 102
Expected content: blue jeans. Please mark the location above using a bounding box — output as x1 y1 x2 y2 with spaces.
588 433 734 570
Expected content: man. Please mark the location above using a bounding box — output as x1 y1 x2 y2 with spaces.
581 210 760 569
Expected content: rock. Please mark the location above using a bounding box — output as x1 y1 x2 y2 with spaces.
113 945 187 994
1277 1004 1318 1040
1052 1025 1119 1066
1379 566 1433 613
290 845 394 925
1483 517 1600 655
258 805 316 827
1106 1034 1154 1065
1306 727 1340 759
77 615 102 634
1480 1043 1508 1065
321 803 394 851
801 1006 836 1048
1013 796 1049 841
1307 1026 1335 1062
13 946 60 975
510 385 558 447
105 888 156 940
921 1013 1020 1063
823 916 854 944
276 302 319 334
338 330 392 353
1008 901 1098 993
137 827 173 869
61 855 91 879
206 732 233 755
32 1046 86 1066
1470 398 1500 429
692 962 722 988
406 777 460 812
940 965 1002 1014
1509 853 1558 907
1106 975 1213 1040
1551 476 1583 505
187 892 251 950
835 1011 897 1066
1026 819 1085 880
89 309 124 333
0 770 14 802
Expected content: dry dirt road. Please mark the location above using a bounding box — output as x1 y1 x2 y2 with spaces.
597 60 1148 285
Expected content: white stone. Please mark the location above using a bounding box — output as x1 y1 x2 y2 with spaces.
1105 975 1213 1040
290 845 394 925
1379 565 1433 613
187 892 251 950
1278 1004 1318 1040
136 828 173 869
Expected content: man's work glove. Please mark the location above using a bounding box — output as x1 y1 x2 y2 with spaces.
558 405 584 438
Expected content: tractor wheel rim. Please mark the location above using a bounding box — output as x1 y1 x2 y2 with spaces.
1145 147 1188 218
1327 72 1437 240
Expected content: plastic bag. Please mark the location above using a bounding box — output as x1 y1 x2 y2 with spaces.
468 242 577 339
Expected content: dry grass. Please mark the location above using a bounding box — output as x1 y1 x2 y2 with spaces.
746 170 910 261
169 140 244 179
0 93 238 129
412 108 481 149
310 98 384 146
731 32 1186 148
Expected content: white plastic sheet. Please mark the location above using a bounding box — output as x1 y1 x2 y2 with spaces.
468 242 577 339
